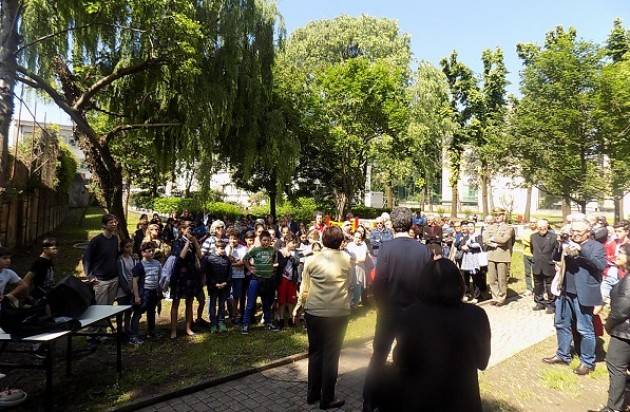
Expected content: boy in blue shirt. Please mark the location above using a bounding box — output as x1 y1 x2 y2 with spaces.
130 241 162 344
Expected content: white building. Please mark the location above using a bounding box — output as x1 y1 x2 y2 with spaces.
440 148 539 217
8 119 91 179
168 168 252 207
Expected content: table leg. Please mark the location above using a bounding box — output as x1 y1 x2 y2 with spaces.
45 341 54 412
66 334 72 376
116 313 122 374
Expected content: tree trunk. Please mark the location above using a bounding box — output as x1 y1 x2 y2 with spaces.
614 195 624 224
579 201 586 214
524 185 533 222
480 172 489 218
561 196 571 220
385 184 393 209
0 0 20 188
124 174 131 219
450 182 458 218
334 190 347 221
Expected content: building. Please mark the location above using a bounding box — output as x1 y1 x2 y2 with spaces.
8 119 91 179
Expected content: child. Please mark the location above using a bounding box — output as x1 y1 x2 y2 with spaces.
275 233 300 328
116 239 137 338
0 248 27 302
242 231 278 334
227 230 248 324
203 240 232 333
22 238 58 300
130 242 162 344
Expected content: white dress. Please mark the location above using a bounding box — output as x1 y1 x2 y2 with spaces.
460 234 482 273
346 242 371 288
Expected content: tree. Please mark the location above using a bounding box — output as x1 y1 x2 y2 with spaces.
311 57 408 217
513 26 607 216
598 19 630 222
14 0 280 237
472 48 508 217
404 61 455 210
440 51 477 217
280 15 412 217
0 0 21 187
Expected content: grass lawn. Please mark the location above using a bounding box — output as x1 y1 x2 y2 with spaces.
479 336 609 412
6 208 535 411
7 208 377 411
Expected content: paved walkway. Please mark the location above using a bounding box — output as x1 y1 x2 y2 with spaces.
139 296 555 412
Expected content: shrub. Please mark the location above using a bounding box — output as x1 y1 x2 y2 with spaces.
350 206 392 219
55 144 78 192
131 192 155 210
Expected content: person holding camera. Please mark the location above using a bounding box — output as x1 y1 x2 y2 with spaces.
543 219 606 375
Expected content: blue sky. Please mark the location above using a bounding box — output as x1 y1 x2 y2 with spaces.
278 0 629 93
20 0 630 124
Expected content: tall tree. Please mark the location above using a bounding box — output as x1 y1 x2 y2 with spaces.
514 26 606 216
469 48 509 217
0 0 21 187
281 15 412 217
14 0 280 237
440 51 477 217
405 61 455 210
599 18 630 222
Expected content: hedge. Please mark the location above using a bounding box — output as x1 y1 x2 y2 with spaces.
143 195 393 222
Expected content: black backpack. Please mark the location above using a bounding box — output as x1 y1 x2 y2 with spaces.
46 275 94 318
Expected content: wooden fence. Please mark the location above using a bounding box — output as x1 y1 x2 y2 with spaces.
0 157 69 248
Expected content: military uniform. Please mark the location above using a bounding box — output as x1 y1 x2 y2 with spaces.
483 221 515 304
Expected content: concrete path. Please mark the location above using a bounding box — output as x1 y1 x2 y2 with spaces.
138 296 555 412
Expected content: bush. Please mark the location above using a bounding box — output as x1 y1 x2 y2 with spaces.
131 192 155 210
350 206 392 219
204 201 243 219
55 144 78 192
248 197 321 222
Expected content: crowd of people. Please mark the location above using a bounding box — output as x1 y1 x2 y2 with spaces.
1 204 629 410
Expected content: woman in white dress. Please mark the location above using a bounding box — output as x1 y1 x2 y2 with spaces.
345 231 372 307
460 222 483 303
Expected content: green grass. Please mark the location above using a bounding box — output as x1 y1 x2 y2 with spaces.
539 368 580 393
8 207 377 410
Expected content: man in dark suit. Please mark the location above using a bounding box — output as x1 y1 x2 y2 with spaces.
543 219 606 375
363 207 432 412
531 219 557 314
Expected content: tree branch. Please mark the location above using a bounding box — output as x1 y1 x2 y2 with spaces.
102 122 180 144
15 66 75 116
73 57 163 111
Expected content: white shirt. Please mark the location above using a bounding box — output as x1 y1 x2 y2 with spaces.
228 244 248 279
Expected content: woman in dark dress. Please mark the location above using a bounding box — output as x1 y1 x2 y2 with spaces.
169 220 202 338
379 258 491 412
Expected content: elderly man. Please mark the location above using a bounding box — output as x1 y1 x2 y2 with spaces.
531 220 557 313
543 219 606 375
369 216 393 258
201 219 227 256
519 220 538 295
483 208 515 306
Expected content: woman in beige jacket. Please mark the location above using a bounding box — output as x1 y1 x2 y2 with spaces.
293 226 352 410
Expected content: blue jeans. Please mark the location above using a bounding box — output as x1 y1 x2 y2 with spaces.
130 289 160 336
242 277 275 327
208 287 230 327
554 293 596 368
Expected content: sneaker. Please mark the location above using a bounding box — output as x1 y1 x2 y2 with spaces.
210 325 218 334
241 325 249 335
266 323 280 332
129 336 144 345
219 323 228 333
545 306 555 315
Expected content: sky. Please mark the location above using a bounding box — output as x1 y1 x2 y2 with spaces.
17 0 630 125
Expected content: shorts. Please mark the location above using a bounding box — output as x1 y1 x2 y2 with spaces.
277 277 297 305
231 277 245 300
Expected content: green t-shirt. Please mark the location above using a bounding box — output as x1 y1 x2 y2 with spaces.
244 246 275 279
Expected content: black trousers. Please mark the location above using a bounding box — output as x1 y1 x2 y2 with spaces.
305 313 349 403
533 273 555 307
363 307 401 410
606 335 630 411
